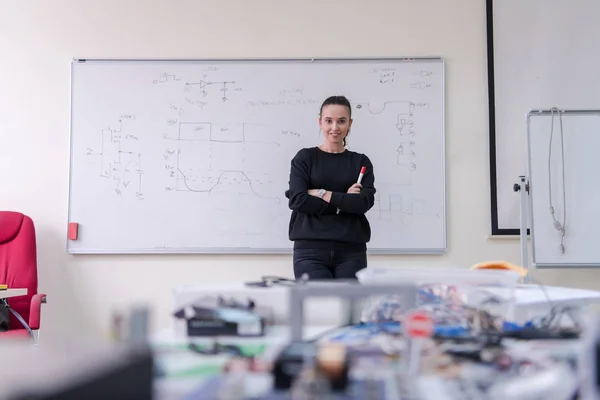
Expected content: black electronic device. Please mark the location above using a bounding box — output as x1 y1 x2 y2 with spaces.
271 341 351 393
173 296 266 337
245 275 305 288
272 341 316 390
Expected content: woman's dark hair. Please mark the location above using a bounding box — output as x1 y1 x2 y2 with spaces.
319 95 352 147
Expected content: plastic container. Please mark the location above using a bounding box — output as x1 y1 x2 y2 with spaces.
357 266 519 289
356 266 521 331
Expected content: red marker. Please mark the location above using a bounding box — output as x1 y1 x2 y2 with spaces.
357 166 367 184
336 166 368 215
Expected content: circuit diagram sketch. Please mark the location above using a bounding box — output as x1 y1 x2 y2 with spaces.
410 82 431 90
396 108 417 179
153 73 181 84
353 100 421 183
184 80 236 102
393 102 429 180
163 121 283 204
160 115 292 239
354 101 413 116
412 70 433 78
396 116 415 136
152 66 243 103
397 140 416 157
148 67 318 239
410 69 433 90
163 121 282 147
371 192 420 222
353 98 439 225
85 115 144 200
370 190 440 224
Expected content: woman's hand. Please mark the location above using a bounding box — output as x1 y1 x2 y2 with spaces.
347 183 362 194
307 189 331 203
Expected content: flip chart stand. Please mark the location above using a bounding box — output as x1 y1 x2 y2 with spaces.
513 175 531 283
515 108 600 275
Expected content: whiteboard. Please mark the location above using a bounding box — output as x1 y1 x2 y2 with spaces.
527 110 600 268
67 58 446 254
487 0 600 234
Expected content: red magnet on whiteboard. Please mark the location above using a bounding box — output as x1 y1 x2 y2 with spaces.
68 223 79 240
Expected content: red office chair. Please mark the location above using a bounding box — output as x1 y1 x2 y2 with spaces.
0 211 46 342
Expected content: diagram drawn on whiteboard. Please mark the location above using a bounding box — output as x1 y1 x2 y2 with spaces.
85 115 144 200
152 66 244 103
352 100 421 185
351 99 439 224
162 121 284 205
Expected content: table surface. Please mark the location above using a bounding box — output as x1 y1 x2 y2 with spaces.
490 284 600 305
0 288 27 300
172 282 600 310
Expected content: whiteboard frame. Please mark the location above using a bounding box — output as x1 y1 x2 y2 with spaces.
526 108 600 268
67 56 447 255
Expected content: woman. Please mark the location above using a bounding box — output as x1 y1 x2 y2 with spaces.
285 95 376 280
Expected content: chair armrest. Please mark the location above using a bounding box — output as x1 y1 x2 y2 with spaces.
28 293 46 330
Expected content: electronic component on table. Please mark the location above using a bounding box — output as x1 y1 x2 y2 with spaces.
172 295 266 337
271 341 315 390
356 285 512 342
315 342 351 391
245 275 301 288
271 341 350 393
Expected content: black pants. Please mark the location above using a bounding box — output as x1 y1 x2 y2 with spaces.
293 248 367 280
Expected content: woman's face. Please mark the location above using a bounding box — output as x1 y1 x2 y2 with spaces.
319 105 352 146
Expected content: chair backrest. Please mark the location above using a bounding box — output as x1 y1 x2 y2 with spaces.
0 211 38 329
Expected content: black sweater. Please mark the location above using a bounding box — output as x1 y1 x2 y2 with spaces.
285 147 376 250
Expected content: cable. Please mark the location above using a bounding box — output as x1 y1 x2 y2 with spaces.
547 107 567 253
527 275 556 313
304 323 355 343
526 276 583 334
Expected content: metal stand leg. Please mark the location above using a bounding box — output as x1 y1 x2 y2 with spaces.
289 283 417 341
513 176 531 283
2 299 34 341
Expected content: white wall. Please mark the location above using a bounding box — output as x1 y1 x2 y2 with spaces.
2 0 599 338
